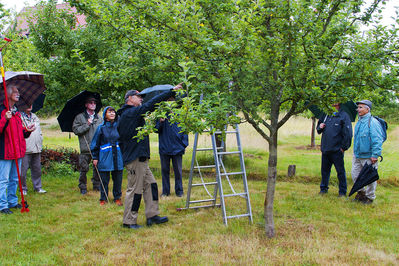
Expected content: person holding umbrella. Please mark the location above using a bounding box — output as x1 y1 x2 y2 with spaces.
72 96 103 195
0 86 34 214
351 100 384 204
21 105 46 195
118 83 182 229
317 103 353 197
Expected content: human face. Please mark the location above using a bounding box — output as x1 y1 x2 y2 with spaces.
105 108 116 122
25 105 33 114
10 87 20 102
128 95 143 107
332 103 340 111
357 104 369 116
85 100 96 112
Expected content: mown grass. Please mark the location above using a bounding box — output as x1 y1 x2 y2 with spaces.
0 116 398 264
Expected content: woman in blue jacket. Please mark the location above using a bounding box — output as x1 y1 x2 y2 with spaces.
91 106 124 206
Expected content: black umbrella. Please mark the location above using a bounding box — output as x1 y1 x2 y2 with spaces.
308 101 357 122
0 71 47 111
348 163 379 197
139 84 173 103
57 90 102 132
31 93 46 113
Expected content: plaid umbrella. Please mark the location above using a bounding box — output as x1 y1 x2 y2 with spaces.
0 71 46 111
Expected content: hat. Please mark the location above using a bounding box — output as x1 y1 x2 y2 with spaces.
124 90 140 101
85 96 97 103
356 100 372 109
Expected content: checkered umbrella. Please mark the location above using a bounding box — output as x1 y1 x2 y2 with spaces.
0 71 46 111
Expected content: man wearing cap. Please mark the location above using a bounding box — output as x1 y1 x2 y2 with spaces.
117 84 182 229
351 100 384 204
317 103 353 197
72 96 103 195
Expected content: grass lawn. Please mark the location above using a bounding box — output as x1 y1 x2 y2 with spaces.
0 116 398 264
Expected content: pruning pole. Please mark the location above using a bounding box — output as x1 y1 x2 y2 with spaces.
0 37 29 213
83 136 109 203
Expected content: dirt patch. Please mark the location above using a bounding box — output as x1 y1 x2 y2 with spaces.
295 145 321 150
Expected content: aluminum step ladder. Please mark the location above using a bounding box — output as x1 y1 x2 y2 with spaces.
184 124 253 225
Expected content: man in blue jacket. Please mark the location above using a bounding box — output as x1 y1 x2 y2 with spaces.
117 84 182 229
351 100 384 204
317 103 353 196
155 113 188 197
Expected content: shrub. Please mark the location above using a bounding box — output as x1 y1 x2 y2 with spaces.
41 147 79 174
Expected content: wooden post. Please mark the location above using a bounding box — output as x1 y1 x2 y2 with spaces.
310 117 316 148
288 165 296 177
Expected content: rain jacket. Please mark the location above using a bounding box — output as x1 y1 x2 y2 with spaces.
155 117 188 156
21 112 43 154
117 89 175 165
316 109 353 153
72 111 103 153
0 102 30 160
353 112 384 159
90 107 123 171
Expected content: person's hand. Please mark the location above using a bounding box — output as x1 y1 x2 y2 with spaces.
5 111 12 120
87 118 93 125
26 124 36 132
93 160 98 167
340 148 344 153
319 123 326 129
370 157 378 164
159 118 165 122
173 83 183 90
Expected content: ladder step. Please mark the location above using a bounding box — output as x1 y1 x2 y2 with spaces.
186 204 221 209
226 214 251 219
194 165 215 169
220 171 244 176
192 182 218 187
223 192 247 198
214 131 237 134
189 199 217 204
196 147 223 151
217 151 241 155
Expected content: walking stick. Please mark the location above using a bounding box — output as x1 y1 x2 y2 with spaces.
0 37 29 213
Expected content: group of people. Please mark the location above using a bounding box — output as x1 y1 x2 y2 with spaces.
71 84 187 229
317 100 384 204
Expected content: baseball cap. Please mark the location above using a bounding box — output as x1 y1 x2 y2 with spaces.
124 90 141 101
356 100 372 109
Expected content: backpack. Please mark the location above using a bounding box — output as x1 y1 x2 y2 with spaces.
369 116 388 142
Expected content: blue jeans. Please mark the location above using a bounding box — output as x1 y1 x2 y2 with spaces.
320 150 347 195
99 170 123 201
0 159 21 210
160 154 183 196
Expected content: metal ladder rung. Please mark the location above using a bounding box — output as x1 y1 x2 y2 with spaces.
194 165 215 169
217 151 240 155
196 147 223 151
192 182 218 187
223 192 247 198
214 130 237 134
226 214 251 219
189 199 217 204
187 204 221 209
220 171 243 176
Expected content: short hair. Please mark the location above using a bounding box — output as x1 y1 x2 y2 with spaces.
6 85 17 97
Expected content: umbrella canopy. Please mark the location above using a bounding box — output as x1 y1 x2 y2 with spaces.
139 84 173 103
31 93 46 113
0 71 47 111
57 90 102 132
308 101 357 122
348 163 379 196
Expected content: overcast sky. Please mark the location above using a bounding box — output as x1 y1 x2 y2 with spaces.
1 0 398 26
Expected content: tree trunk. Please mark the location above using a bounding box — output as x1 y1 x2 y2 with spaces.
264 130 278 238
310 117 316 148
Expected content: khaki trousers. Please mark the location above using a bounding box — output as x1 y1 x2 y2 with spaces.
123 159 160 225
351 154 378 200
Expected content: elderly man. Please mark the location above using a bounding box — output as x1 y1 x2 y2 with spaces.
117 84 182 229
72 96 103 195
0 86 34 214
317 103 352 197
351 100 384 204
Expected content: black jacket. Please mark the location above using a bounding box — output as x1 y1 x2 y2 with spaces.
117 90 175 165
317 109 353 153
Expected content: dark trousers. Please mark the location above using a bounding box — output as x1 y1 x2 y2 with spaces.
320 150 347 195
160 154 183 196
99 170 123 201
78 153 100 190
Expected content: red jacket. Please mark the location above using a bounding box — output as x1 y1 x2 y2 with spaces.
0 102 29 160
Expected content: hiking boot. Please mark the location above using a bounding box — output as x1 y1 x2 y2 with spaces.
353 191 366 202
10 203 22 209
146 215 168 226
361 197 374 205
114 199 123 206
0 208 13 214
100 200 107 206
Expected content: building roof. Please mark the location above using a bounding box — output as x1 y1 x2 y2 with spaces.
10 2 87 36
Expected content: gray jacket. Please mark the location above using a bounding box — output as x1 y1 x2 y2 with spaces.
72 111 103 153
22 112 43 154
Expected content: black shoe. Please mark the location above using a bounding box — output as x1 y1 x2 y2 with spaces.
80 189 87 195
146 215 168 226
123 224 143 229
0 208 13 214
353 191 366 202
10 203 22 209
361 197 374 205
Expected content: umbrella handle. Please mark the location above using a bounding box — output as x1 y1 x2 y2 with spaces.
379 156 383 162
